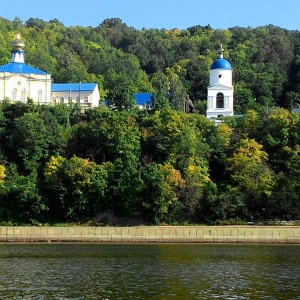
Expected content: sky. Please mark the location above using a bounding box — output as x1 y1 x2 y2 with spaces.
1 0 299 31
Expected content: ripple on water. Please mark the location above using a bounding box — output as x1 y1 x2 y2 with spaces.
0 243 299 299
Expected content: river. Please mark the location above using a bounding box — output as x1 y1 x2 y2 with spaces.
0 243 299 299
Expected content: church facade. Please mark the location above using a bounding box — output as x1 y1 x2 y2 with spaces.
206 44 234 119
0 34 100 107
51 83 100 108
0 34 52 104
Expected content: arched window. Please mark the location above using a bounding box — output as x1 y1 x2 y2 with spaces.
76 96 80 103
84 97 88 103
216 92 224 108
21 88 26 101
60 97 64 104
52 97 56 104
38 89 43 102
12 88 17 101
19 88 26 101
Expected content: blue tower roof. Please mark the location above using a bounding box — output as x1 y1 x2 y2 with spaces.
210 58 232 70
0 62 49 75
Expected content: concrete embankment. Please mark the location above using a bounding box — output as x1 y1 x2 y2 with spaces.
0 226 299 243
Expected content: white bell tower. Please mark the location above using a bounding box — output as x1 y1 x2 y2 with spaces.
206 44 234 119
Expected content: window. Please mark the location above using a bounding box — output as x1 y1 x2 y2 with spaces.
21 88 26 101
12 88 17 100
38 89 42 102
60 97 64 104
76 96 80 103
84 97 88 103
216 92 224 108
52 97 56 104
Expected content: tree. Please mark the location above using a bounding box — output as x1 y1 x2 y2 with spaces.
181 164 212 219
44 155 110 220
226 138 274 220
4 112 49 174
39 106 72 156
107 76 136 109
185 55 210 101
98 18 139 50
166 72 187 112
257 108 292 173
234 82 256 114
270 146 300 220
151 71 170 110
141 162 185 224
0 164 5 184
285 91 300 110
0 164 46 222
102 112 143 216
53 45 88 83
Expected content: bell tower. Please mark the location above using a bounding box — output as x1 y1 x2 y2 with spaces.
206 44 234 119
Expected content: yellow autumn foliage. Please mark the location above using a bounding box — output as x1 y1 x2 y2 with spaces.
216 123 232 147
44 155 66 184
0 165 6 184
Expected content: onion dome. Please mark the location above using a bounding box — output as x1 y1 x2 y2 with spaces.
210 44 232 70
11 33 25 50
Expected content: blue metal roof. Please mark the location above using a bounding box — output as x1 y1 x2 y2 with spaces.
134 93 152 106
210 58 232 70
51 83 97 92
0 62 49 75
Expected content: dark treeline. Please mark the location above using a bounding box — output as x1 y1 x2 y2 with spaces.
0 17 300 225
0 103 299 225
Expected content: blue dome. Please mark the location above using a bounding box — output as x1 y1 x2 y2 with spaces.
210 58 232 70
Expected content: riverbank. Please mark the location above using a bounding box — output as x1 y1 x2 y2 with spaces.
0 226 300 243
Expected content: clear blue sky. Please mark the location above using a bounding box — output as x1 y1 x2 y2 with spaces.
1 0 299 30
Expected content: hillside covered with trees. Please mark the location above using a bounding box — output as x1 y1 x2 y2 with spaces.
1 17 300 111
0 17 299 225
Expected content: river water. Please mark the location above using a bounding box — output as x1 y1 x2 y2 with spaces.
0 243 299 299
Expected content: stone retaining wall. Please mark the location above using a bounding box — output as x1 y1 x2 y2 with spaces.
0 226 299 243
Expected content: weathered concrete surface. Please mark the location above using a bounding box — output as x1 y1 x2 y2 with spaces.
0 226 299 243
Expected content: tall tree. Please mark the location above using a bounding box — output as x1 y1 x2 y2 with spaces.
226 138 274 221
141 162 185 224
4 112 49 174
44 155 110 220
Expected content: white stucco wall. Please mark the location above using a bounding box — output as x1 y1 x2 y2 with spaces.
0 72 52 104
51 85 100 108
209 69 232 87
207 85 234 118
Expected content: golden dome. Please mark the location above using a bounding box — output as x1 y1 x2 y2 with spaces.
11 33 25 49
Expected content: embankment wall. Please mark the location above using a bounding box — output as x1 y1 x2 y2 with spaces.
0 226 299 243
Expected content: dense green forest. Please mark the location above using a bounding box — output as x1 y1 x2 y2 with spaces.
1 17 300 111
0 17 299 225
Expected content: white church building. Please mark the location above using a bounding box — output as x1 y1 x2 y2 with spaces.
206 44 234 119
51 83 100 108
0 34 52 104
0 34 100 107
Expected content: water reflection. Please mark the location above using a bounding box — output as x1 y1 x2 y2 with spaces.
0 243 299 299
